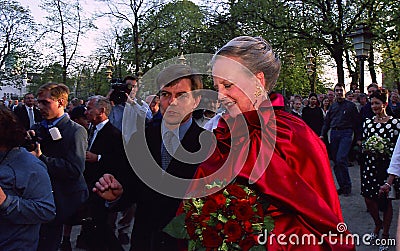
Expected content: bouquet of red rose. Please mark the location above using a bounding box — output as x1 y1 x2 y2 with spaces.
163 180 274 251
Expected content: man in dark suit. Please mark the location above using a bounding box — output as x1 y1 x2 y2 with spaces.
78 95 126 250
30 83 88 251
93 64 213 251
13 92 42 130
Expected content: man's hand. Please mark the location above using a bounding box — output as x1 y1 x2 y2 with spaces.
125 93 136 105
85 151 98 162
30 143 42 158
93 174 123 202
0 186 7 206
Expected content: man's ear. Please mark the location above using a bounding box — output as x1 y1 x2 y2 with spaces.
58 99 64 108
193 95 202 110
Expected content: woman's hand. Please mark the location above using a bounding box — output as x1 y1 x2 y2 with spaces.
379 183 391 196
92 174 123 202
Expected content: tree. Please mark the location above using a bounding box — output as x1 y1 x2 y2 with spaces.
97 0 163 76
39 0 94 85
0 0 37 89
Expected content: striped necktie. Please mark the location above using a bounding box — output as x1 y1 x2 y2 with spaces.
28 107 35 128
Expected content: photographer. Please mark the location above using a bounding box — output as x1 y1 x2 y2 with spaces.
108 76 152 132
0 106 56 250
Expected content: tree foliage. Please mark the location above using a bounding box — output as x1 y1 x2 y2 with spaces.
0 0 36 75
39 0 94 85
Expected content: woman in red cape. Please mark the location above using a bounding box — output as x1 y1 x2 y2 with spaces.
183 36 355 250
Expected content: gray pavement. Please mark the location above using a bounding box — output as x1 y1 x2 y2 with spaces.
65 162 398 251
339 162 398 250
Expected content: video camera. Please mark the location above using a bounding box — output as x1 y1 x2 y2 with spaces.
109 78 132 105
24 132 39 152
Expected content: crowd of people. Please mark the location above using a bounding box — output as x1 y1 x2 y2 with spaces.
0 35 399 251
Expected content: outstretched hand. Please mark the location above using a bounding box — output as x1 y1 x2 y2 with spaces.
92 174 123 202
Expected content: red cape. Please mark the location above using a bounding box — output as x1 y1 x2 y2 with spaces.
186 94 355 250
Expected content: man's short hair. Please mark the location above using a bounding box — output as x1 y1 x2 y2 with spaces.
24 92 34 99
123 75 139 83
37 83 70 108
367 83 379 90
156 64 203 93
70 97 80 106
334 83 345 90
88 95 111 117
69 106 87 120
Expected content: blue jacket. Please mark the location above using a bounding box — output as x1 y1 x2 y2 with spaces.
0 147 56 250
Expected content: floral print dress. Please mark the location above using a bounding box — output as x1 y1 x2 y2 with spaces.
361 116 400 199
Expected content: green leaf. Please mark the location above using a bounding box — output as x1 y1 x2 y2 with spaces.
249 245 267 251
264 215 275 233
163 213 189 239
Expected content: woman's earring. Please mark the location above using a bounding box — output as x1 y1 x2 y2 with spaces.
254 85 263 98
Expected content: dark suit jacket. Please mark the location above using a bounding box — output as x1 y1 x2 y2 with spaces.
122 120 213 251
13 105 43 130
83 121 128 250
86 121 128 189
32 115 88 224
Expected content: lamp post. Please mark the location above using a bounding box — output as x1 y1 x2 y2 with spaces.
105 60 113 82
348 24 372 92
178 52 187 65
306 49 316 93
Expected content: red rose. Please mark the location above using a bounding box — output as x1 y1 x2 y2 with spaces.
211 193 227 206
216 222 223 231
200 215 210 227
239 236 256 251
202 199 218 215
224 220 243 242
243 220 253 233
226 184 247 199
234 200 254 220
185 220 197 239
249 195 257 205
202 227 223 248
255 204 264 218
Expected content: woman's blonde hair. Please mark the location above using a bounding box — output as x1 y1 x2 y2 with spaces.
214 36 281 91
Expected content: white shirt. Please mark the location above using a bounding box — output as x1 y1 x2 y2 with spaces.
122 101 151 142
388 135 400 177
88 119 109 150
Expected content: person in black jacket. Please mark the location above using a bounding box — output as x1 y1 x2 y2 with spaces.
30 83 88 251
93 64 213 251
302 93 324 135
13 92 42 130
320 83 362 196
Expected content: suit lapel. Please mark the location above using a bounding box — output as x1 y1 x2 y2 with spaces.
90 122 109 152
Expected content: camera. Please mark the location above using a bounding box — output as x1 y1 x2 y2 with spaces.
109 78 132 105
24 133 38 152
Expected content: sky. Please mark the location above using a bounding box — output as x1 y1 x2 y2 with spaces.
16 0 110 57
15 0 381 92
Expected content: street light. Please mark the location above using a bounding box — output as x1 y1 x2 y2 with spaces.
178 52 187 65
348 24 372 92
105 60 113 81
306 49 316 93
